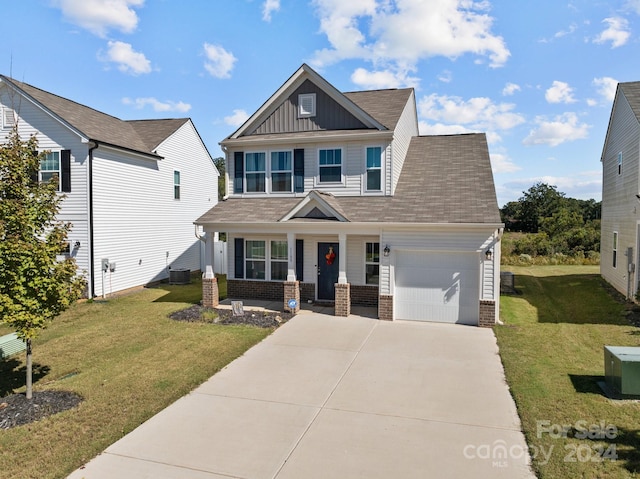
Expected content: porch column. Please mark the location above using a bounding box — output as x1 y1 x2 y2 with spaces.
202 265 219 308
335 232 350 316
284 232 300 313
287 232 296 282
338 232 347 284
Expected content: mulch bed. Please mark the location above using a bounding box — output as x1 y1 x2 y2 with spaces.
0 390 82 430
169 304 293 328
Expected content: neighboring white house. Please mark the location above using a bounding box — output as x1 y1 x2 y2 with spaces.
196 64 503 325
601 81 640 299
0 75 219 298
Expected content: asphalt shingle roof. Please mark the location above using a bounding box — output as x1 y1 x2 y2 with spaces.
620 82 640 121
1 75 188 156
344 88 413 130
196 133 501 225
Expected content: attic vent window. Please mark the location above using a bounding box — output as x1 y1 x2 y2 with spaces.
2 107 15 129
298 93 316 118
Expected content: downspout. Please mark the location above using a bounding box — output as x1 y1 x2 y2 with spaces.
88 141 98 298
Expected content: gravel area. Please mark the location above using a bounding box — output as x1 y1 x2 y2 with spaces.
169 304 293 328
0 390 82 430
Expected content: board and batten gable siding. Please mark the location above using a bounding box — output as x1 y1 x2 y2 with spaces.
250 80 368 135
379 229 496 297
390 90 419 194
0 86 91 282
91 121 217 297
601 90 640 297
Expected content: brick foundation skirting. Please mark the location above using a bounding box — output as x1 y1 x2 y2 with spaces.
479 300 496 327
227 279 283 301
351 285 379 307
378 294 393 321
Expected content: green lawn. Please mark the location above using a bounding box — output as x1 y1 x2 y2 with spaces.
496 265 640 478
0 276 270 479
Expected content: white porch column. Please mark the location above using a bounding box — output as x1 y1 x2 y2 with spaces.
287 232 296 282
205 232 214 271
338 232 347 284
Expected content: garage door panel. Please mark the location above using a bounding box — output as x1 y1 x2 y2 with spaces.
395 251 479 324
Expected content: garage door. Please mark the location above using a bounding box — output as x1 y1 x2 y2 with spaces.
394 250 479 324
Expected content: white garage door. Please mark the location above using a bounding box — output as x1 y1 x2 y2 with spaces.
395 250 479 324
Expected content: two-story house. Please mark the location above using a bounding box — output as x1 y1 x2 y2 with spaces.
196 64 503 325
0 75 219 298
601 81 640 299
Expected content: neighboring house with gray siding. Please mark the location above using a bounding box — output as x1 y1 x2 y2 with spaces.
0 75 218 298
601 81 640 299
196 64 503 325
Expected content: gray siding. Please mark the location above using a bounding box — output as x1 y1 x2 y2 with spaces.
391 90 419 194
251 80 368 135
601 90 640 297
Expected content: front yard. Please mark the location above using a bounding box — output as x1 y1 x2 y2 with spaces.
0 276 271 479
496 265 640 478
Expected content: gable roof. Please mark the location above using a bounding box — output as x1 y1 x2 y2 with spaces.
225 64 406 142
0 75 189 157
196 133 501 226
619 81 640 120
344 88 413 130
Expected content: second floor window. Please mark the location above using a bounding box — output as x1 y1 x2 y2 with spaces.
319 148 342 183
271 151 292 192
366 147 382 191
40 151 61 189
245 152 266 192
174 170 181 199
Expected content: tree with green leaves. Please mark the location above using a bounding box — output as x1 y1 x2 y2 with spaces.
213 156 225 200
0 127 85 399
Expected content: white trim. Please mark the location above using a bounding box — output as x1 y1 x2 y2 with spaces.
364 241 380 285
298 93 316 118
613 230 619 269
363 145 384 194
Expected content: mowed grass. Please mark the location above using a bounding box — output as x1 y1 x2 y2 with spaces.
0 276 269 479
496 265 640 478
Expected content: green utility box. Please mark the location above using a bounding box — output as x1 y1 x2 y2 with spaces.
604 346 640 397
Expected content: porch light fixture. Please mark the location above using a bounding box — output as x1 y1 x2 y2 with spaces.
485 249 493 260
383 245 390 257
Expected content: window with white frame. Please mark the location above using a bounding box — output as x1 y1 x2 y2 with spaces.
613 231 618 268
174 170 181 199
270 240 288 280
298 93 316 118
246 240 266 279
40 151 61 189
318 148 342 183
365 242 380 285
245 152 266 192
271 151 293 192
366 146 382 191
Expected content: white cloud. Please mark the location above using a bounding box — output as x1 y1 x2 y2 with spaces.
203 43 237 79
593 17 630 48
418 93 525 132
101 41 151 75
350 67 420 89
310 0 510 74
593 76 618 103
262 0 280 21
418 121 475 136
523 112 590 147
53 0 144 38
122 97 191 113
545 81 576 104
490 152 521 174
438 70 453 83
224 109 249 127
554 23 577 39
502 82 520 96
626 0 640 14
503 171 601 201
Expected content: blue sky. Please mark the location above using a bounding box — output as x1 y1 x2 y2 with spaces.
4 0 640 206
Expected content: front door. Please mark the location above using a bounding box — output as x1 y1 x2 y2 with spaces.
317 242 339 301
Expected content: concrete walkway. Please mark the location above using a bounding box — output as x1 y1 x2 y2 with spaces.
68 309 535 479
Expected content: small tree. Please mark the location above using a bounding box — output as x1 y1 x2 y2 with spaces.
0 127 85 399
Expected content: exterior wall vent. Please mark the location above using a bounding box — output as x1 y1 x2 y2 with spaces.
169 268 191 285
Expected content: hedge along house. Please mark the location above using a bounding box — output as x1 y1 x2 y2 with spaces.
196 64 503 325
0 75 219 298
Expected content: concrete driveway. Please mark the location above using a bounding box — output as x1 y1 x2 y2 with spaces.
68 310 534 479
